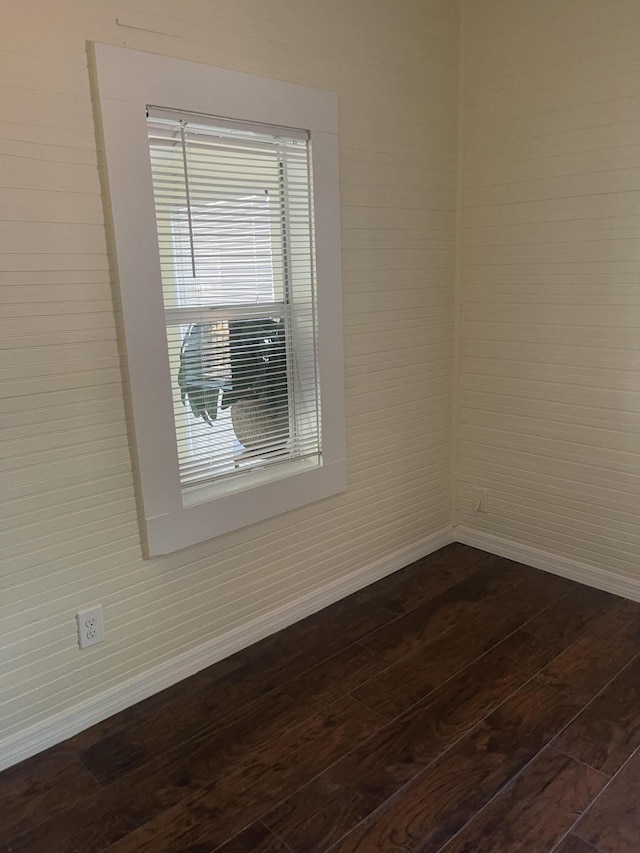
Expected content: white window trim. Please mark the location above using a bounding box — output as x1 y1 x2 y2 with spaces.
92 44 346 556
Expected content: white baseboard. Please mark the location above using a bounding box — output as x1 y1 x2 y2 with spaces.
0 526 454 772
455 525 640 604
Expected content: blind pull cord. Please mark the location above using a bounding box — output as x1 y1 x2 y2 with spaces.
180 122 197 278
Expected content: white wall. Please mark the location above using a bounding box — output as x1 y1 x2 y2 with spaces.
456 0 640 579
1 0 458 760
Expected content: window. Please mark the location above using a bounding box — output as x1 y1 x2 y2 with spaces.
93 45 346 555
148 110 320 500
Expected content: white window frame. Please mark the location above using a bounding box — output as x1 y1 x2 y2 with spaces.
92 44 346 556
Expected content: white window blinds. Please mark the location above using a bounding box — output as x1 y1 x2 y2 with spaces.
147 108 321 498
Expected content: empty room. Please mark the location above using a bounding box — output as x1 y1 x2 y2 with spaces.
1 1 639 851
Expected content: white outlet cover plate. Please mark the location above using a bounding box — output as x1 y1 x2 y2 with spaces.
76 606 105 650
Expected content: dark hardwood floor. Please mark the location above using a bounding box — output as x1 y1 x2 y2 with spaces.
3 544 640 852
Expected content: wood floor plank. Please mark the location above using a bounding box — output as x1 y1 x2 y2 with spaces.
352 556 462 615
2 688 372 853
263 630 567 853
232 598 397 685
439 747 607 853
359 561 521 662
522 584 618 647
554 656 640 776
68 652 243 753
351 619 488 720
213 822 291 852
553 836 603 853
352 571 578 719
98 696 382 853
354 544 495 615
0 775 162 853
279 642 388 709
575 749 640 853
536 599 640 705
69 656 255 786
0 745 101 841
72 599 395 785
420 543 494 577
325 682 581 853
360 560 573 663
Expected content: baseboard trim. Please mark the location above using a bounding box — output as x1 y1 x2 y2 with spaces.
455 526 640 604
0 526 454 772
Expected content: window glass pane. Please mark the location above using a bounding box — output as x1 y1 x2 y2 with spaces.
147 110 321 497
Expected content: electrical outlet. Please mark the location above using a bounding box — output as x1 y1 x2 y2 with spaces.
472 486 489 513
76 605 105 650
